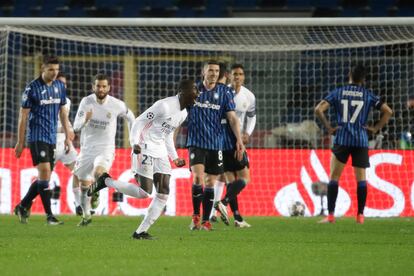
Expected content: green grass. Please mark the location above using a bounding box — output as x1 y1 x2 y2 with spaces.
1 215 414 275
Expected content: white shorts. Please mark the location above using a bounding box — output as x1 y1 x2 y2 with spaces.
55 141 77 165
74 148 115 181
131 153 171 180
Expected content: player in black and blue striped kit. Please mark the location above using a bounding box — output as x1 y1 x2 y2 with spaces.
315 64 392 224
187 60 245 231
14 56 74 225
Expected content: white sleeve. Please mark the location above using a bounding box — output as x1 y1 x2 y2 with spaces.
245 95 256 135
129 102 160 147
122 108 135 132
129 117 145 147
166 132 178 161
73 98 88 132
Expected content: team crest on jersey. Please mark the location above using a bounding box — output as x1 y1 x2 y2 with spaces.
107 112 111 119
22 94 28 102
214 93 219 100
147 112 154 120
78 111 84 117
54 87 58 93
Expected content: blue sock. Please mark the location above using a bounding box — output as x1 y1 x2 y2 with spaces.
37 180 53 217
223 179 246 204
357 181 367 215
20 180 39 208
192 184 203 215
202 187 214 222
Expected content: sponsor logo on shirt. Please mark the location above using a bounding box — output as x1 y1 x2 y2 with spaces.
89 119 109 130
40 98 61 105
161 122 176 133
194 101 220 110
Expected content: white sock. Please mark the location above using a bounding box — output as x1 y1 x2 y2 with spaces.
214 180 225 202
105 178 149 199
210 180 225 218
80 188 91 218
136 193 168 234
73 187 81 207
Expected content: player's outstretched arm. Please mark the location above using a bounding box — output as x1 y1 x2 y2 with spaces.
15 108 30 158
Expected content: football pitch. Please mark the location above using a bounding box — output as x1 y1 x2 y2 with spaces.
1 215 413 275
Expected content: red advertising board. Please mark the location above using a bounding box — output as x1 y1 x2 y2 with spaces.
1 148 413 217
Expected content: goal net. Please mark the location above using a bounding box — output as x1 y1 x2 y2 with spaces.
1 18 414 217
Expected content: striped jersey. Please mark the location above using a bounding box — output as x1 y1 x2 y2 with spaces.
21 76 67 144
324 84 382 147
186 82 235 150
222 85 257 151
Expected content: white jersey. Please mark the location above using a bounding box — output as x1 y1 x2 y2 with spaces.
56 97 71 143
130 95 187 160
73 94 134 152
232 85 256 135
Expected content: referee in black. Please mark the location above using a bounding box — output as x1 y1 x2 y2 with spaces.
14 55 74 225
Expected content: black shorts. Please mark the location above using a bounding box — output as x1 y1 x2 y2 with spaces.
29 141 56 170
332 144 370 168
223 150 249 172
188 147 224 175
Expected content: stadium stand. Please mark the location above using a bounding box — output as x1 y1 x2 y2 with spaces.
0 0 412 17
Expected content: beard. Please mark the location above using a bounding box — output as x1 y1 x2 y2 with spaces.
95 92 108 100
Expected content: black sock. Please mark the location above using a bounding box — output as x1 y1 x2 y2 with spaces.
192 184 203 215
202 187 214 222
37 180 53 217
357 181 367 215
222 179 246 204
230 196 243 221
20 180 39 208
327 180 339 214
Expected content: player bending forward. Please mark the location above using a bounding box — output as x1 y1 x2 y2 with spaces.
88 79 198 239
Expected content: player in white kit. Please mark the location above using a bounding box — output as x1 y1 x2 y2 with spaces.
88 79 198 239
73 73 135 226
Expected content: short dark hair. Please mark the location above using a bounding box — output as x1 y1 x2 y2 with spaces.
350 64 366 83
203 59 220 68
179 79 195 93
42 55 59 65
231 63 244 71
94 73 111 85
218 62 228 80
